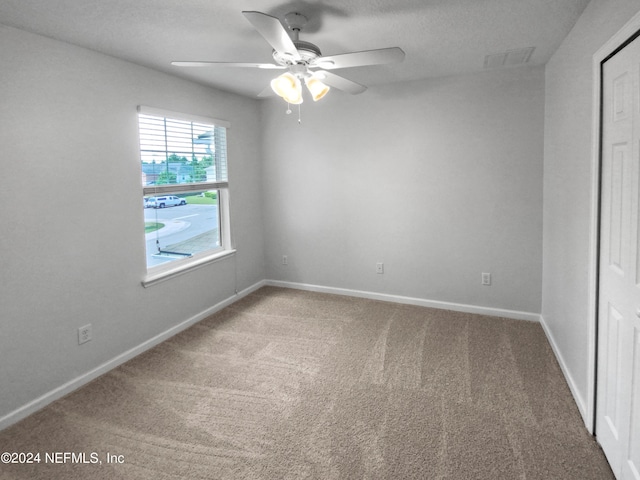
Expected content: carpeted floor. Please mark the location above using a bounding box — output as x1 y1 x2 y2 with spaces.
0 286 614 479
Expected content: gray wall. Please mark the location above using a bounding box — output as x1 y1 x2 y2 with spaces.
542 0 640 423
262 66 545 314
0 25 265 422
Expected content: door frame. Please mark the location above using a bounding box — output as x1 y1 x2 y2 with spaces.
589 11 640 435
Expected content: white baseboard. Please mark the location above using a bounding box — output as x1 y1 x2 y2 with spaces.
0 280 266 432
538 314 588 425
266 280 541 322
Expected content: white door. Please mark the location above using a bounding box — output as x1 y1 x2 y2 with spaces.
598 33 640 480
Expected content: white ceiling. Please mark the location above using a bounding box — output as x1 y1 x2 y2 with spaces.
0 0 591 98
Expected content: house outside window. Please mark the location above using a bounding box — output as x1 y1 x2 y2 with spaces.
137 106 232 285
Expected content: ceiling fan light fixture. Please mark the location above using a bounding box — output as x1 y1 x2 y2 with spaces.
305 75 330 102
271 72 303 104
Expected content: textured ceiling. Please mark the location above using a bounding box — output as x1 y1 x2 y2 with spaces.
0 0 591 98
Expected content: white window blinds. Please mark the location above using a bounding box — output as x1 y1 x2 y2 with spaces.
138 106 229 195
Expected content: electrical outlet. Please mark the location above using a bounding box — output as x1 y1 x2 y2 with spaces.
482 272 491 286
376 262 384 274
282 255 288 265
78 324 92 345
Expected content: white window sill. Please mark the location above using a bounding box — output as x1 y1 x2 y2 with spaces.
142 249 236 288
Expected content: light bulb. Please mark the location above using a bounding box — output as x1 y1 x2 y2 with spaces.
305 76 330 101
271 73 303 105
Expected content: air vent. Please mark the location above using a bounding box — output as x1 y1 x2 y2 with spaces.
484 47 535 69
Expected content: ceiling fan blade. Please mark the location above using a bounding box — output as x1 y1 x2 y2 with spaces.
313 47 405 70
172 61 285 69
242 11 301 62
317 71 367 95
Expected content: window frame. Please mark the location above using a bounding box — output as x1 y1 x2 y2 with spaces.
137 106 234 287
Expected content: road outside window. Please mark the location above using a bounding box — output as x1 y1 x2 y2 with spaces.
144 190 221 268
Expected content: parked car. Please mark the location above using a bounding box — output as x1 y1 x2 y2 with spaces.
146 196 186 208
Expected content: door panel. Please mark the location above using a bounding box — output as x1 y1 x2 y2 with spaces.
609 143 630 274
614 72 630 122
626 329 640 479
598 34 640 480
604 303 622 439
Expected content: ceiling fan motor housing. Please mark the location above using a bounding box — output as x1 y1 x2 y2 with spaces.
271 12 322 67
272 40 321 66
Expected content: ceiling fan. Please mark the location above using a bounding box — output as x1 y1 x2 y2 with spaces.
172 11 405 104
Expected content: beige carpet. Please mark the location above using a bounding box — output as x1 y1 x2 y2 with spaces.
0 286 613 479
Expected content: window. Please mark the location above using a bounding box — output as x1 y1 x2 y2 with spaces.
137 106 232 284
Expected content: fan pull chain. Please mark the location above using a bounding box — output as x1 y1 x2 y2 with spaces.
284 103 302 124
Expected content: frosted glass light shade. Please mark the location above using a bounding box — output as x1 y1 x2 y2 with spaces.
305 76 330 101
271 73 303 104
